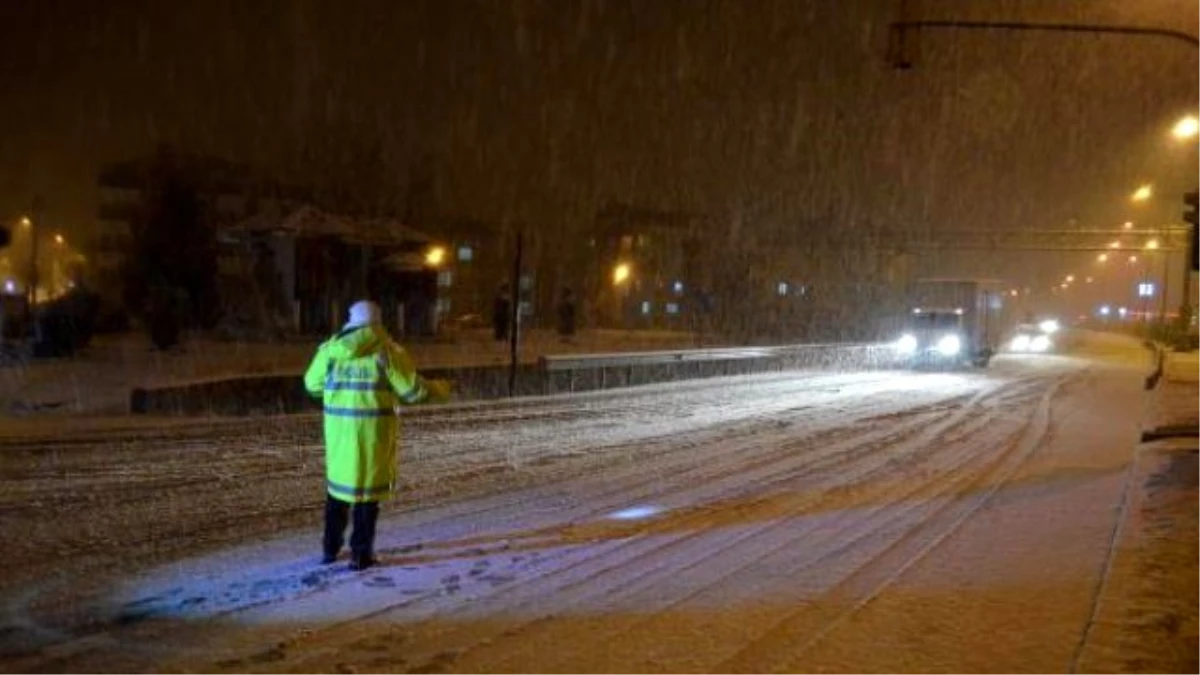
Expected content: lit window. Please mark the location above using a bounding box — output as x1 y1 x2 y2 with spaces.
672 281 684 294
457 245 473 262
665 302 680 314
641 301 652 315
437 270 453 287
777 282 789 296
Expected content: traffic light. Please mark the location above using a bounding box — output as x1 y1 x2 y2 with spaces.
1186 190 1198 271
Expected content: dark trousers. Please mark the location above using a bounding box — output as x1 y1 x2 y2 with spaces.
324 495 380 559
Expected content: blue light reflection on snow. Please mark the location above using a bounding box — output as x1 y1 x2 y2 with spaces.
607 506 661 520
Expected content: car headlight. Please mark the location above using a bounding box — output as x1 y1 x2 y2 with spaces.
894 333 918 354
1010 334 1031 352
936 334 962 356
1030 335 1051 352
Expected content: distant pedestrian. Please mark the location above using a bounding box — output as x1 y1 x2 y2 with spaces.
303 299 450 571
556 288 577 343
492 283 512 342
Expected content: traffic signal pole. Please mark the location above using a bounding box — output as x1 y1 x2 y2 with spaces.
1180 224 1190 329
1182 190 1198 332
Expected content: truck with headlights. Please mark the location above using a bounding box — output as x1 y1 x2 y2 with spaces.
891 279 1004 368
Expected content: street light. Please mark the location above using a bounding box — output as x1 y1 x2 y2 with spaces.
19 217 30 228
1097 253 1108 262
1108 241 1120 249
54 234 64 246
1128 255 1138 263
423 245 446 267
1172 115 1199 140
1145 238 1159 250
1065 274 1075 282
612 262 631 285
1123 221 1134 230
1131 185 1153 202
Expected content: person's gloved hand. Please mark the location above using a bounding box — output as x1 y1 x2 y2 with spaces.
425 379 452 404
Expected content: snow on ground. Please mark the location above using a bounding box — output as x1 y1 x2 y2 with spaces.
0 328 698 416
1072 346 1198 673
0 330 1193 672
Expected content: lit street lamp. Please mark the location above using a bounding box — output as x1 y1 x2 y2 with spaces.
1097 253 1108 262
1131 184 1153 202
423 245 446 267
1172 115 1199 140
612 262 631 286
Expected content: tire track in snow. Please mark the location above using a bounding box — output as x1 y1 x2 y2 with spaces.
439 380 1056 672
716 375 1066 673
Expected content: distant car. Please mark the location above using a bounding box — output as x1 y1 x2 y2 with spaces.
1006 323 1054 353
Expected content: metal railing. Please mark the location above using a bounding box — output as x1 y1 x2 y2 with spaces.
538 342 880 372
536 342 892 396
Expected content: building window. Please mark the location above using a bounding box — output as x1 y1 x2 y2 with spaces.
437 270 453 287
665 302 680 315
457 245 473 262
435 297 451 317
519 274 534 291
641 300 652 315
777 281 789 296
672 280 684 294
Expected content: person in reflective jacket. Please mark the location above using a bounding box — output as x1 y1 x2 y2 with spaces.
303 300 450 570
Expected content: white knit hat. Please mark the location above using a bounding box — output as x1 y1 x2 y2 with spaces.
345 300 381 329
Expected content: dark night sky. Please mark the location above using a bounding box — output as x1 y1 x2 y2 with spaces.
0 0 1196 270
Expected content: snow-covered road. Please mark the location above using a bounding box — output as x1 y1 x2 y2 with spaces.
0 341 1176 672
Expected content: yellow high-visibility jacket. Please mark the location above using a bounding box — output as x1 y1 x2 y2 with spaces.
303 324 441 503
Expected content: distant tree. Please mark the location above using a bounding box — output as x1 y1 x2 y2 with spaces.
124 173 221 348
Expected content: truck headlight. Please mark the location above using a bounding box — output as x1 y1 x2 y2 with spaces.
936 334 961 356
1030 335 1051 352
895 333 918 354
1010 334 1031 352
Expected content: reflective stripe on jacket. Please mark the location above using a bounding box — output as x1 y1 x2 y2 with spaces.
303 324 429 503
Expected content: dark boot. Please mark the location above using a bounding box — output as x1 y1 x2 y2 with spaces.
323 495 350 563
348 501 380 569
